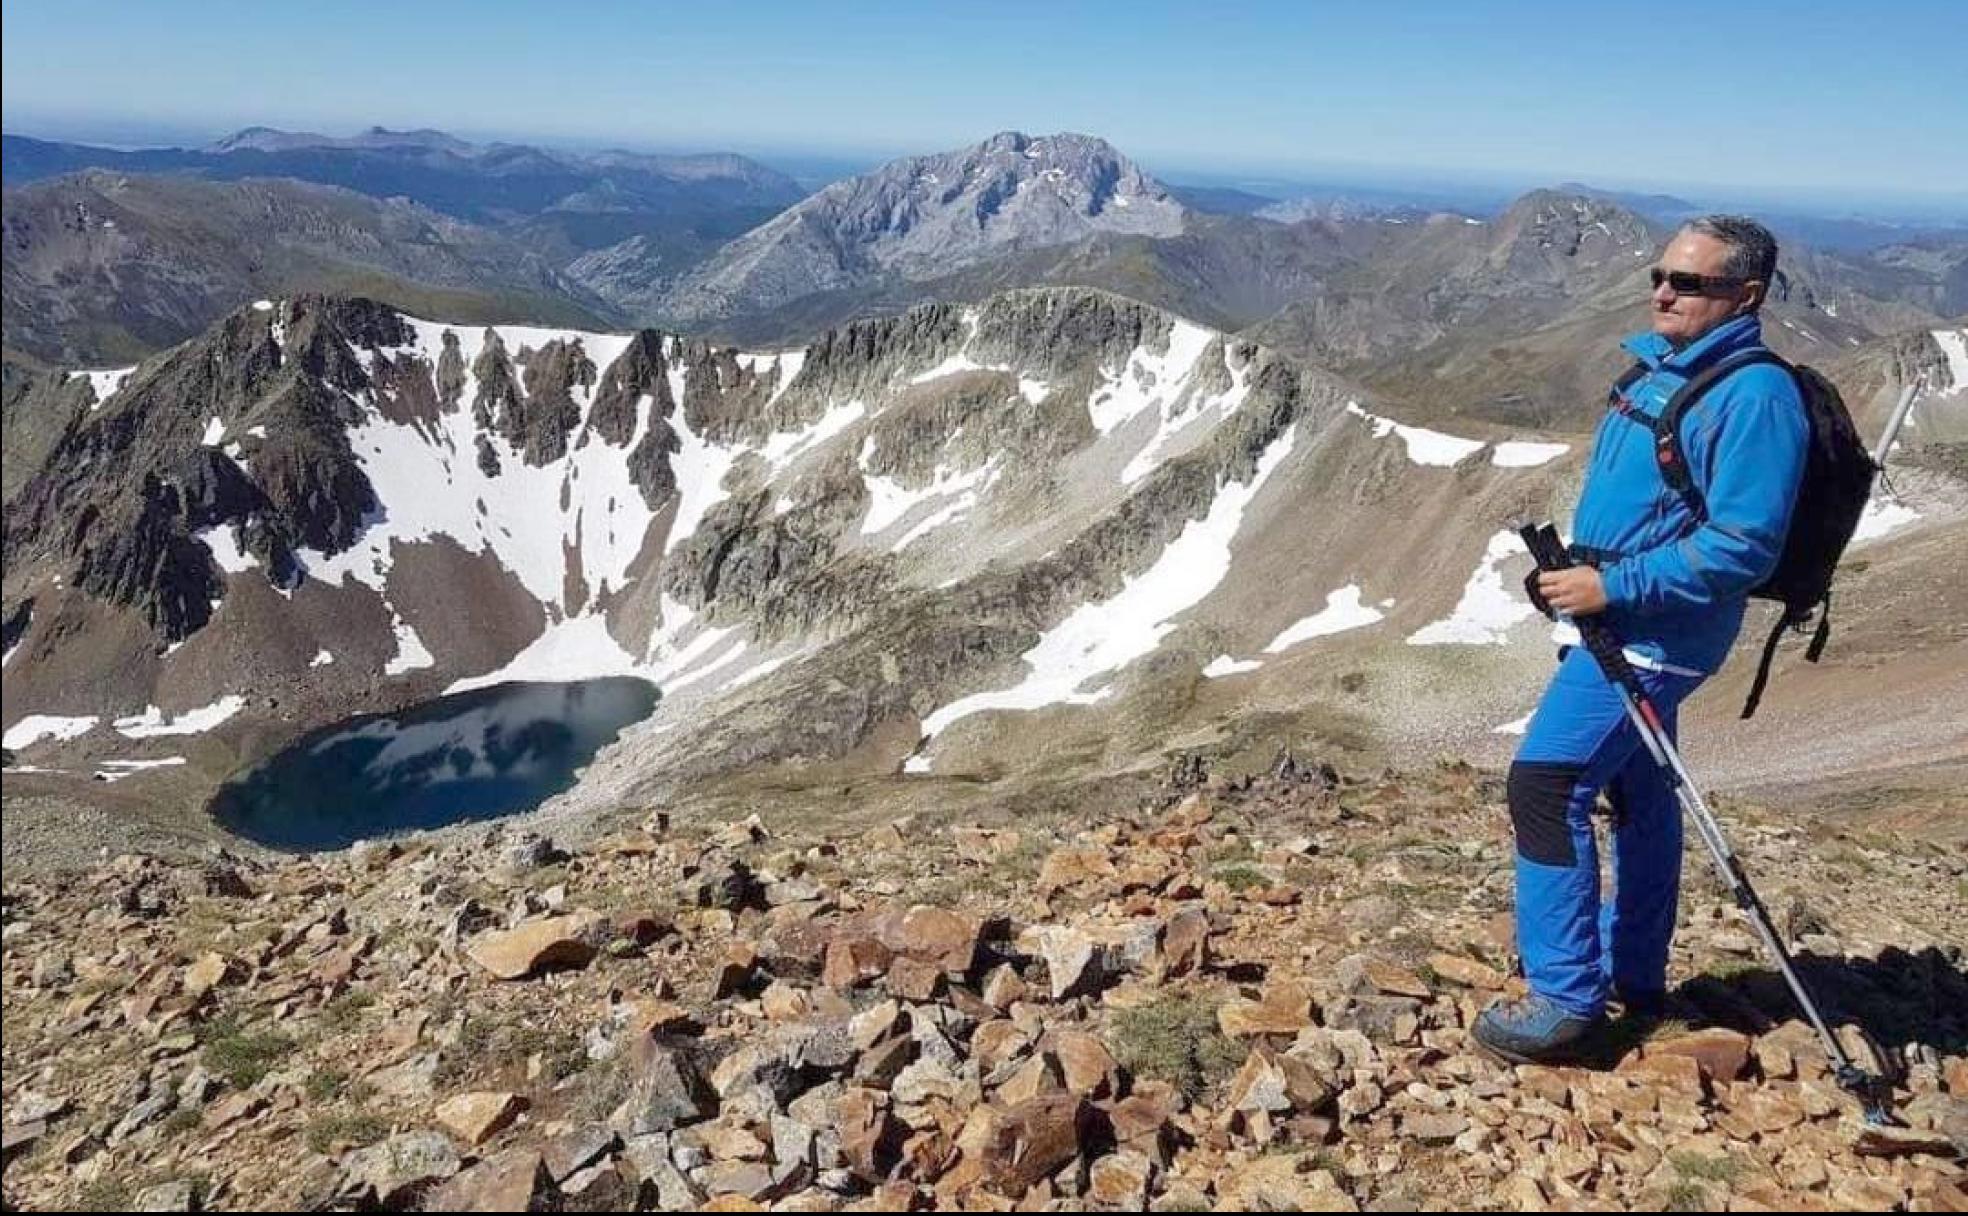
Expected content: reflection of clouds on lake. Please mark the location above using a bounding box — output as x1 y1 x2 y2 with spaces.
215 679 657 851
316 684 601 791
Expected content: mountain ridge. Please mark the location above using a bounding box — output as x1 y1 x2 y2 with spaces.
5 287 1961 868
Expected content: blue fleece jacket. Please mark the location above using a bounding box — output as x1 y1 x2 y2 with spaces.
1572 313 1809 673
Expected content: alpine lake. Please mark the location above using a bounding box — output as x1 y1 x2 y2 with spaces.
210 678 658 851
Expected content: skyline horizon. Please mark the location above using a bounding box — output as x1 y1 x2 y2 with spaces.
6 1 1964 223
7 107 1967 225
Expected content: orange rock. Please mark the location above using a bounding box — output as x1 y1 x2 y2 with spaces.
1043 1029 1119 1099
968 1094 1086 1195
1037 846 1116 894
836 1087 897 1182
465 915 602 981
995 1054 1063 1105
1646 1028 1753 1083
1157 908 1210 979
1615 1049 1706 1096
1218 981 1317 1038
877 905 981 975
1087 1150 1154 1208
981 964 1029 1010
886 957 948 1002
1424 952 1505 990
823 935 892 990
435 1091 528 1146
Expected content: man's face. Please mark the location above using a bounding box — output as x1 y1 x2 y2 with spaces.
1649 231 1760 346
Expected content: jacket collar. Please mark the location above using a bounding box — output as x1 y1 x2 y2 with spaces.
1621 312 1765 373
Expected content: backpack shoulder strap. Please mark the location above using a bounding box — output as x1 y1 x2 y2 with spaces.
1611 361 1648 399
1653 348 1790 519
1605 361 1653 423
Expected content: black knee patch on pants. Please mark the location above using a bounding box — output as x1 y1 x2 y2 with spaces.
1509 761 1582 867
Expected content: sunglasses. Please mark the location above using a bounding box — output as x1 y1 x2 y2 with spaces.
1650 267 1748 297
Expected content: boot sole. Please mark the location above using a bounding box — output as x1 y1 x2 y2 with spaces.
1470 1023 1601 1068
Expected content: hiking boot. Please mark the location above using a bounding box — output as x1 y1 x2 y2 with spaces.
1471 994 1604 1065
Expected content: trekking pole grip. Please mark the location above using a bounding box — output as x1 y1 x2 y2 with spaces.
1516 523 1647 694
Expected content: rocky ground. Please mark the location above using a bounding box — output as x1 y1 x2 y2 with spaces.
2 760 1963 1212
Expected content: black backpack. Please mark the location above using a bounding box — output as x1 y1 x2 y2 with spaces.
1610 348 1877 718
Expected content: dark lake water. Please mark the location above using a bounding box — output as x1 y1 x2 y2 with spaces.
211 678 658 851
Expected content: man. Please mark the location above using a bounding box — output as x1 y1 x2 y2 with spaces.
1471 215 1809 1064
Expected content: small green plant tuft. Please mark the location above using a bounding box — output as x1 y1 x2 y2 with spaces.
321 990 376 1033
198 1013 295 1089
304 1068 349 1103
1108 995 1244 1102
1669 1151 1743 1184
1213 864 1269 892
304 1112 389 1155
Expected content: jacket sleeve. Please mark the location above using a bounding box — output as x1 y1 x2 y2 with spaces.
1601 364 1808 613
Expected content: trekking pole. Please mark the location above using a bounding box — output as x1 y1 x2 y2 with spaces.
1517 522 1894 1124
1872 383 1918 475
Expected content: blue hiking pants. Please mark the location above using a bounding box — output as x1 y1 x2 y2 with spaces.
1508 645 1704 1018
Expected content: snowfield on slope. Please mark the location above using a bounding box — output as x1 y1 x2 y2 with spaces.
906 423 1300 771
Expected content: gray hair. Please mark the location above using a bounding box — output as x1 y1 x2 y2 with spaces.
1679 214 1780 288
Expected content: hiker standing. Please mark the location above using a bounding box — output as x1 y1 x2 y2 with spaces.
1472 216 1810 1063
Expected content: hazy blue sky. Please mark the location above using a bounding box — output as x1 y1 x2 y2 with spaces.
5 0 1964 208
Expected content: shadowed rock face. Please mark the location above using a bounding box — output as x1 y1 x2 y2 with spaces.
2 298 400 638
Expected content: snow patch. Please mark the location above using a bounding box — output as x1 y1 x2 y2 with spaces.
310 649 335 667
1264 585 1384 652
908 424 1298 766
1493 713 1532 736
384 613 435 675
1852 495 1920 543
446 613 637 693
94 756 188 783
1087 321 1217 436
1491 441 1570 468
3 715 99 750
1203 655 1263 678
70 366 136 410
663 636 750 695
201 416 226 446
113 695 246 738
727 653 799 691
908 352 1049 406
1933 328 1968 394
196 524 258 574
862 460 998 539
893 493 982 551
760 398 865 469
298 318 649 605
1345 403 1485 467
1121 346 1253 484
1407 531 1536 645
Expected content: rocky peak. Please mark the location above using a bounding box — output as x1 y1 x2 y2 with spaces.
658 133 1189 325
1489 189 1658 270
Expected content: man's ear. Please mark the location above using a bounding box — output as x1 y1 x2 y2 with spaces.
1738 279 1767 313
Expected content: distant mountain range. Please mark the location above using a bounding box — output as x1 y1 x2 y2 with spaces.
2 127 806 351
1 171 608 364
2 128 804 223
6 126 1965 430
